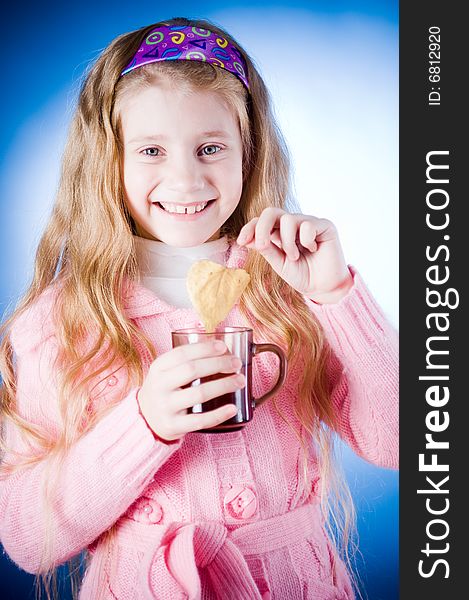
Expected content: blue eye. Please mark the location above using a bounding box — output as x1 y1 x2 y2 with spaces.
142 147 160 156
201 145 222 156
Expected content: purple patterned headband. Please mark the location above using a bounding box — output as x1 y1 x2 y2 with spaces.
121 24 250 90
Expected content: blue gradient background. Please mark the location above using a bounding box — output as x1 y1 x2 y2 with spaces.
0 1 398 599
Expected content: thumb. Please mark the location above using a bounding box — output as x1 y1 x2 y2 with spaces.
248 239 285 272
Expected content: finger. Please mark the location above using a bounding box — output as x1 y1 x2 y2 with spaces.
307 217 337 244
174 402 239 434
298 220 318 252
154 340 228 373
175 371 246 411
246 237 286 272
168 354 243 389
237 218 259 245
279 213 301 261
270 230 282 247
254 208 285 250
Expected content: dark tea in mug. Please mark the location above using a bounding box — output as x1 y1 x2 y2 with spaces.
171 327 286 433
189 361 253 432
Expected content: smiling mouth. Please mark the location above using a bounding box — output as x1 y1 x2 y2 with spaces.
154 200 215 214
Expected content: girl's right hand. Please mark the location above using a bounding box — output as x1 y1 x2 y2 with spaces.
137 341 245 442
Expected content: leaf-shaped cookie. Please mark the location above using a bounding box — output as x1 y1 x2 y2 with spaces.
187 260 251 333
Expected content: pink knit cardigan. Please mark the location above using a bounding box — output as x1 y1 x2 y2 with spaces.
0 242 398 599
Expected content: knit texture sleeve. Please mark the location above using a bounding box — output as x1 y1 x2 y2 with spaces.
304 266 399 469
0 332 183 574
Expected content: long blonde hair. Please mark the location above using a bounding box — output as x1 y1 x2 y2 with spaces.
0 16 359 600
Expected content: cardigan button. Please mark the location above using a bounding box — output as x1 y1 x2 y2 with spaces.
223 484 257 519
107 376 118 386
131 498 163 524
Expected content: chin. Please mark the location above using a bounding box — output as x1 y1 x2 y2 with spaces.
166 229 223 247
160 234 215 247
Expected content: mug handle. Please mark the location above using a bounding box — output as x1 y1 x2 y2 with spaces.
251 343 287 408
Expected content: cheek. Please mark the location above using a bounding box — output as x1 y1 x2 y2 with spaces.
122 159 135 197
123 162 149 203
220 156 243 196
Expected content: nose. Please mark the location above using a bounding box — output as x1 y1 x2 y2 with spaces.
164 153 205 195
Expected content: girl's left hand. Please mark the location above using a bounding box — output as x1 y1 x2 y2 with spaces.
236 208 354 304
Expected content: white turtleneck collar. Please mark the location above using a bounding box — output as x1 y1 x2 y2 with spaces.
133 235 230 309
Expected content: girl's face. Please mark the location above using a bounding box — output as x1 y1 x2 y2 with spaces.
120 82 244 246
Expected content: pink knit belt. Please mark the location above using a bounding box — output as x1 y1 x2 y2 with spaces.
137 501 322 600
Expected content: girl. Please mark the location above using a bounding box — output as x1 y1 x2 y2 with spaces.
0 16 398 600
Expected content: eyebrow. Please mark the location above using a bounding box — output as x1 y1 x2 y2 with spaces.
127 130 233 144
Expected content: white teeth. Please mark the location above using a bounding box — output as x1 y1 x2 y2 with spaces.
159 201 209 214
